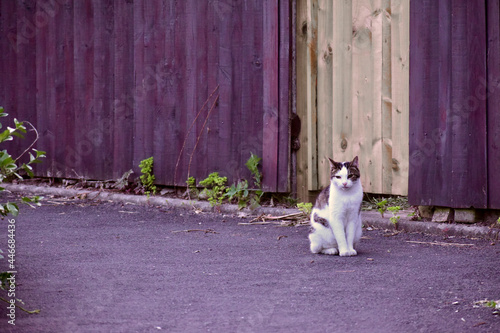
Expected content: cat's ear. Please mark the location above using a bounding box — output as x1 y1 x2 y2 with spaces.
327 157 336 169
351 156 359 168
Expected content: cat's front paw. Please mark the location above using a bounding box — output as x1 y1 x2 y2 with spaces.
321 248 338 255
339 249 357 257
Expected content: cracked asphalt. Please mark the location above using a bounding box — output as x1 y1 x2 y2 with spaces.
0 192 499 332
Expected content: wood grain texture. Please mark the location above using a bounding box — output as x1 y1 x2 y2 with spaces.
0 0 291 193
299 0 409 198
487 0 500 208
409 0 490 209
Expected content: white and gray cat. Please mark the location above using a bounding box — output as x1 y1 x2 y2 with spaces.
309 156 363 256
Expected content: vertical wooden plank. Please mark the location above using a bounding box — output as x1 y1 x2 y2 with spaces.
278 0 291 192
35 0 51 176
352 0 380 193
113 0 134 178
380 0 392 195
410 0 488 208
262 0 279 192
411 0 455 207
132 0 146 174
193 0 211 183
172 0 190 185
52 1 73 178
214 0 233 184
151 0 168 185
1 0 18 120
390 0 409 195
487 0 500 209
92 0 114 180
73 1 94 178
331 0 353 168
296 0 311 200
138 0 156 167
15 1 38 166
316 0 333 188
449 0 487 208
183 0 201 180
225 0 244 182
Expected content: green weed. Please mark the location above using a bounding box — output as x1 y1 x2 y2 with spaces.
139 157 156 196
199 172 227 207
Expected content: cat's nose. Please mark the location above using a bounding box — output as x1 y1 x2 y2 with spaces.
342 182 348 187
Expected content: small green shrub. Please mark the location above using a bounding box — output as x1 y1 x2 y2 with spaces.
0 108 43 314
226 179 250 209
199 172 227 207
139 157 156 195
388 205 401 226
297 202 313 215
186 176 199 197
245 153 264 207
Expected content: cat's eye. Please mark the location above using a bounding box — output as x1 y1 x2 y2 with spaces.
335 176 341 179
348 174 354 179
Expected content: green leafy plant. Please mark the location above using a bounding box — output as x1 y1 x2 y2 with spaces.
245 153 264 207
376 199 388 217
0 108 43 314
246 153 262 188
497 217 500 225
0 110 45 217
388 205 401 227
226 179 250 209
199 172 227 207
139 157 156 196
186 176 199 198
297 202 313 215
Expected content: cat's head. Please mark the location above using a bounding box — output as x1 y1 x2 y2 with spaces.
328 156 360 190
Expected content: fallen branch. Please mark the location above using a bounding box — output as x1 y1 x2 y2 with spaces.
406 240 474 247
240 212 310 227
171 229 218 234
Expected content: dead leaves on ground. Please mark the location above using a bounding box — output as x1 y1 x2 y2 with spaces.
238 212 309 227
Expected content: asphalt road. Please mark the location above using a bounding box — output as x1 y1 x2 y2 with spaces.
0 194 499 332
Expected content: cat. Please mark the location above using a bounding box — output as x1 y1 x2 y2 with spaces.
308 156 363 256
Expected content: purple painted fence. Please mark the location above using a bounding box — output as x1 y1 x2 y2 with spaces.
0 0 291 192
409 0 500 209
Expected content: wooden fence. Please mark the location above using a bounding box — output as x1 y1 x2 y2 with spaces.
0 0 291 192
409 0 500 209
296 0 409 200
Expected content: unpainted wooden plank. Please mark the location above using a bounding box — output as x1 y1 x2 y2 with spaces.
316 0 334 188
352 0 381 193
295 0 313 200
390 0 409 196
331 0 354 166
306 0 318 191
380 0 392 195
